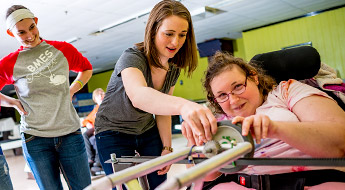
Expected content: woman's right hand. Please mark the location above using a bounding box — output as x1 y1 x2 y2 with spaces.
180 102 217 145
232 114 276 144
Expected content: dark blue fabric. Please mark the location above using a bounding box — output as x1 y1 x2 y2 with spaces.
96 126 166 190
0 153 13 190
21 130 91 190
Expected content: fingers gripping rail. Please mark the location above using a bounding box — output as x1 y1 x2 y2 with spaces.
83 142 253 190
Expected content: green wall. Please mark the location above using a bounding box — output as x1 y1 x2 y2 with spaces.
233 37 246 60
87 70 113 92
242 7 345 78
173 55 209 100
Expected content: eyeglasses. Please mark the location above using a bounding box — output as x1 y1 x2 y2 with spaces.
214 76 248 103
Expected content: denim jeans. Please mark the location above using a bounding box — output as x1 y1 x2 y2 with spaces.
96 126 167 189
82 128 99 163
21 130 91 190
0 148 13 190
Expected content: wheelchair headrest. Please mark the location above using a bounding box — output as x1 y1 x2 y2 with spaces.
250 46 321 83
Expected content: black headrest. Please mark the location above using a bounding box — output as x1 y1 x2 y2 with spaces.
250 46 321 83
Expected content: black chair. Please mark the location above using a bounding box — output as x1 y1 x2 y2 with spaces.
250 46 320 83
250 46 345 111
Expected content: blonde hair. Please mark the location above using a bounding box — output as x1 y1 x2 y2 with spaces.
92 88 104 103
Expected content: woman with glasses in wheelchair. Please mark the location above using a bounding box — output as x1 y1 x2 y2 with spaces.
182 51 345 190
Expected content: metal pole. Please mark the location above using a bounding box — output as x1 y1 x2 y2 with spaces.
156 142 253 190
110 153 123 190
84 146 203 190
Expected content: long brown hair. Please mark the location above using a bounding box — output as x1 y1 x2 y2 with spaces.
203 51 276 114
136 0 198 77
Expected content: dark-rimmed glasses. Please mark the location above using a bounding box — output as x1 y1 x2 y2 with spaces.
214 76 248 103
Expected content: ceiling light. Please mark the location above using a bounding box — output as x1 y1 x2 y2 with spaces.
191 7 206 17
191 7 206 22
97 8 151 33
89 31 105 36
99 17 137 32
205 6 226 15
66 37 81 43
191 6 226 22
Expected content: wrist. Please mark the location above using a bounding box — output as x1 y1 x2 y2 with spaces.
162 146 173 152
72 79 84 90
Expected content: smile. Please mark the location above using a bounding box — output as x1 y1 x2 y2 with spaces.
26 36 36 43
233 103 245 111
26 39 35 43
167 47 176 53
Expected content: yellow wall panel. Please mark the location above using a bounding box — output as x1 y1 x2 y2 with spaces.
87 70 113 92
233 38 246 60
173 55 209 100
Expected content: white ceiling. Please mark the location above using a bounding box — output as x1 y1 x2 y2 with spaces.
1 0 344 75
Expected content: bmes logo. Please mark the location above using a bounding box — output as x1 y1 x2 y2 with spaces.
27 50 54 72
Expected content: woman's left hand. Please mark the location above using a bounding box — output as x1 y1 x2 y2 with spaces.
157 149 172 175
232 114 277 144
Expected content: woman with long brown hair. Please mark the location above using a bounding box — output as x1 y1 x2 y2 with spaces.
95 0 217 188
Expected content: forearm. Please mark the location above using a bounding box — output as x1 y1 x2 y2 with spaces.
131 86 192 116
123 68 217 143
273 120 345 157
156 115 172 148
0 92 27 115
131 87 217 143
279 95 345 157
0 93 16 107
70 69 93 94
